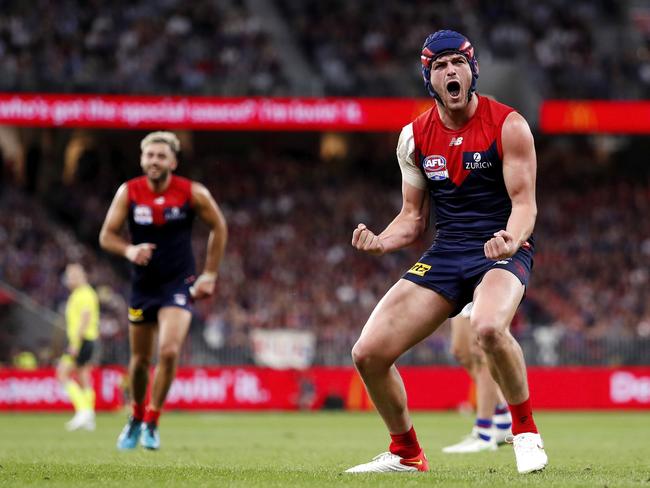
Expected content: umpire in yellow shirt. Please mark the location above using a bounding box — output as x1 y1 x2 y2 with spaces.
56 263 99 431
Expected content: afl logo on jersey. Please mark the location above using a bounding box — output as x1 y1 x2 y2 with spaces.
134 205 153 225
422 155 448 181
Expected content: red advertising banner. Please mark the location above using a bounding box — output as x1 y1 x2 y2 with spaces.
0 93 431 131
165 367 298 410
1 366 648 411
540 100 650 134
0 367 124 411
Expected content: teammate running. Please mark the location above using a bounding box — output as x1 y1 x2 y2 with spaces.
99 131 227 450
345 30 547 474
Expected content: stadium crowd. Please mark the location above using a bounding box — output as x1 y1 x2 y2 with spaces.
1 134 648 366
263 0 644 98
0 0 288 96
0 0 647 98
0 0 648 367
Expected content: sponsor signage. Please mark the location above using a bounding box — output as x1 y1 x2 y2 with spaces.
250 329 316 370
0 367 124 411
1 367 648 411
540 100 650 134
2 95 647 134
0 93 432 131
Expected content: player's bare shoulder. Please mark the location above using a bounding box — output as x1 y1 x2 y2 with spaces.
501 112 535 159
190 181 214 206
110 182 129 203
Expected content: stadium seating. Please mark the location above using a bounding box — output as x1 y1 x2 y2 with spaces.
2 134 648 366
0 0 646 98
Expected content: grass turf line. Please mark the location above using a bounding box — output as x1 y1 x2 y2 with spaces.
0 411 648 487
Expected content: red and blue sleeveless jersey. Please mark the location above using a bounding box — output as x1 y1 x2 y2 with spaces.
410 95 515 241
126 175 195 286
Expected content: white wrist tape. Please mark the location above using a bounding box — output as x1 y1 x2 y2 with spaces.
195 272 217 285
189 272 217 297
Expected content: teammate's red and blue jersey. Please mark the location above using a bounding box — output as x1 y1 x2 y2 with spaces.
413 95 524 243
126 175 196 289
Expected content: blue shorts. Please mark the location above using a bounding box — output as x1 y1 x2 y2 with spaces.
128 276 194 324
402 240 534 317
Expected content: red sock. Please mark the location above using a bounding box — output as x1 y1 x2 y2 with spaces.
508 397 538 435
144 406 161 426
132 402 145 422
389 426 422 459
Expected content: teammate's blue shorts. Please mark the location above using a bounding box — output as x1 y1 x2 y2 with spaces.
128 275 194 324
402 239 534 317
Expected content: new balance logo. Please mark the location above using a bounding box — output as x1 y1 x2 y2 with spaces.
449 137 463 146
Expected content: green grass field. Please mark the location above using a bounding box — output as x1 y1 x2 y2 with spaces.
0 411 648 487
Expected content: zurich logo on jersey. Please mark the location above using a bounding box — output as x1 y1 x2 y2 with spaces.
463 150 493 170
422 155 448 181
164 206 187 222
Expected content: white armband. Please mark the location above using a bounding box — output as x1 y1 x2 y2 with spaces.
397 124 427 190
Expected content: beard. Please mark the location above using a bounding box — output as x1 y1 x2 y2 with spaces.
146 166 170 183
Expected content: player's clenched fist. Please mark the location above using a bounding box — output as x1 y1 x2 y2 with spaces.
125 243 157 266
484 230 516 260
189 272 217 299
351 223 385 256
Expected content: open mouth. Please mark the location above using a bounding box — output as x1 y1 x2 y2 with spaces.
446 80 461 98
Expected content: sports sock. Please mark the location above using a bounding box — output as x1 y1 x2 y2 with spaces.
475 418 493 441
83 388 96 412
389 426 422 459
494 403 509 415
508 397 538 435
65 380 87 412
493 403 512 431
132 402 146 421
144 406 161 426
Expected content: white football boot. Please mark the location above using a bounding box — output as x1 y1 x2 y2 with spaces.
345 450 429 473
510 433 548 474
442 428 497 453
65 410 96 431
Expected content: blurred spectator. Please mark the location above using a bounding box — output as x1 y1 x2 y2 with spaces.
280 0 646 99
279 0 467 96
0 0 288 96
12 349 37 370
1 133 648 366
0 0 646 98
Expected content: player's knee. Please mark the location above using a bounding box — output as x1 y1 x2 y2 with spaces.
472 320 504 351
56 367 69 382
350 342 368 369
159 344 181 365
450 343 471 368
130 354 150 371
351 341 391 373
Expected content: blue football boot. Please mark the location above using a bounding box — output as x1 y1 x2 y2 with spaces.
140 422 160 450
117 416 143 450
